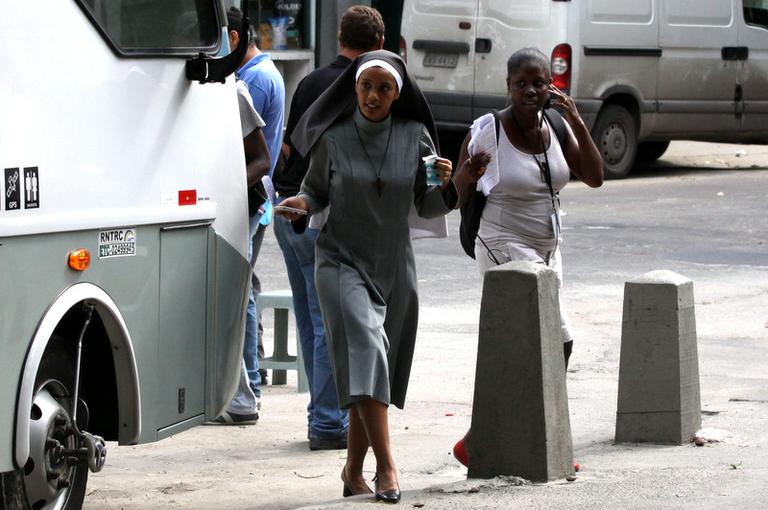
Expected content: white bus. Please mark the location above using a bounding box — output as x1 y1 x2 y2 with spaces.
0 1 253 508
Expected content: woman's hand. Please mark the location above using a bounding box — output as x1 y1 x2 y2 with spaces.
455 132 492 209
548 83 604 187
548 84 580 122
463 152 491 182
274 196 309 221
435 157 453 190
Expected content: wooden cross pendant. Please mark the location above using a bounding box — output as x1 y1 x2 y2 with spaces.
373 177 385 197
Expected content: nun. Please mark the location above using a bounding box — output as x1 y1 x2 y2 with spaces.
276 50 457 503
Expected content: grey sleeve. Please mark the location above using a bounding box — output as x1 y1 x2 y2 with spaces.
297 135 331 214
414 125 459 217
237 81 265 138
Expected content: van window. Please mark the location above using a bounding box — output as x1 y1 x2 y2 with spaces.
77 0 219 55
664 1 733 27
588 0 653 24
483 0 550 29
412 0 477 17
744 0 768 30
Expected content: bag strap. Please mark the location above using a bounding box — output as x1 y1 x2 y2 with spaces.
543 108 568 155
493 108 567 152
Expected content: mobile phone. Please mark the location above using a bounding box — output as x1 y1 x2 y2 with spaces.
273 205 308 215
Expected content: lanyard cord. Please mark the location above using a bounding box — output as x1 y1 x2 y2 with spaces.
509 109 561 262
509 110 558 212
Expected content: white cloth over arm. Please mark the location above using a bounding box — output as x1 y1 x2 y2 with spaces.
467 112 499 196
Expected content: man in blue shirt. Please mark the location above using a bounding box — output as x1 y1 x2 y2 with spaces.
227 7 286 405
229 10 284 178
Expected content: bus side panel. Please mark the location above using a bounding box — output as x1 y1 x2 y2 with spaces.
208 232 251 420
0 227 162 471
0 225 250 472
157 226 208 428
155 227 249 435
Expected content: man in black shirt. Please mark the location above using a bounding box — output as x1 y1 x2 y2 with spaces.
273 5 385 451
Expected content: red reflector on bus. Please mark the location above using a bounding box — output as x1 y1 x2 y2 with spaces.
178 189 197 206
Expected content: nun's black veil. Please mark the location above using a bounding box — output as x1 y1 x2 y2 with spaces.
290 50 439 158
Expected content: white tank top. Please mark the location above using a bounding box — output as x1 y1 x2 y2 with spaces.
477 115 571 257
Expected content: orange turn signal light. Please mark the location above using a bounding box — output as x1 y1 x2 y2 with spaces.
68 249 91 271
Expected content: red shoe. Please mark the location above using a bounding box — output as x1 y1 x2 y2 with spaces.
453 437 469 467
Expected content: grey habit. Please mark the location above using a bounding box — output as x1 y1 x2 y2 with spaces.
299 110 458 408
298 105 457 409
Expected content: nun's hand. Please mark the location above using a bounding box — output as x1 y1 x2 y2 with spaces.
435 157 453 190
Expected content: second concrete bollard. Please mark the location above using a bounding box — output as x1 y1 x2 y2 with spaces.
615 270 701 444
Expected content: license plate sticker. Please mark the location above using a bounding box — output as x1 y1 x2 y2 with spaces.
423 52 458 68
99 228 137 258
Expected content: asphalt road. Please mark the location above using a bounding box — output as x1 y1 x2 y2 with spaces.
83 141 768 509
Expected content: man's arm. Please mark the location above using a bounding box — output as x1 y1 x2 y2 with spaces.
244 128 271 187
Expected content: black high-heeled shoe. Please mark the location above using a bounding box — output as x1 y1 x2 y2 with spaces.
341 468 372 498
373 474 401 504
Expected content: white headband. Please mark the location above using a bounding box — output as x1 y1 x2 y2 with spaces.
355 59 403 92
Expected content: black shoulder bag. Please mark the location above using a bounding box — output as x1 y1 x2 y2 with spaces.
458 109 569 259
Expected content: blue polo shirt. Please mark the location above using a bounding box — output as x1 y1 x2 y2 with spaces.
236 53 285 177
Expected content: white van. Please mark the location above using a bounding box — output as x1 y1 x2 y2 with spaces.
400 0 768 178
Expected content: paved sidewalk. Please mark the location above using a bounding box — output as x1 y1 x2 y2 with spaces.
85 153 768 510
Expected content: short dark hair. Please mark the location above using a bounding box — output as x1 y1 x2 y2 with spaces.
507 47 550 78
338 5 385 52
227 6 259 47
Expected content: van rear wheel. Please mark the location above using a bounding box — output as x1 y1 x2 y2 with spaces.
592 104 638 179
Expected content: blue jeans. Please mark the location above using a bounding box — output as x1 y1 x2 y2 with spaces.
227 359 259 415
273 205 348 438
243 213 263 398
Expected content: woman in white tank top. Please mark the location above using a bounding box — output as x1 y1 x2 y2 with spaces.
451 47 604 468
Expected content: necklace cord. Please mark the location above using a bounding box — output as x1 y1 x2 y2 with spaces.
509 109 557 208
353 118 394 181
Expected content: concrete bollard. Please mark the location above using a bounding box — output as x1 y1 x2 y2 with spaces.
615 270 701 444
468 261 574 481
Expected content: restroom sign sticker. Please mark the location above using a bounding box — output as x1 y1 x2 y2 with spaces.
23 167 39 209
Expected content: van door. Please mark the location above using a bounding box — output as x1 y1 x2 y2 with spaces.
738 0 768 137
473 0 562 118
401 0 479 128
657 0 740 136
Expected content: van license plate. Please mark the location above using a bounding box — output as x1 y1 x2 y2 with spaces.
423 52 458 68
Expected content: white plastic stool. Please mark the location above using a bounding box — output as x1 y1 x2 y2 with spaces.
256 289 309 393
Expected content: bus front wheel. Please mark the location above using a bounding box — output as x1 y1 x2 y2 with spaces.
2 338 89 510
